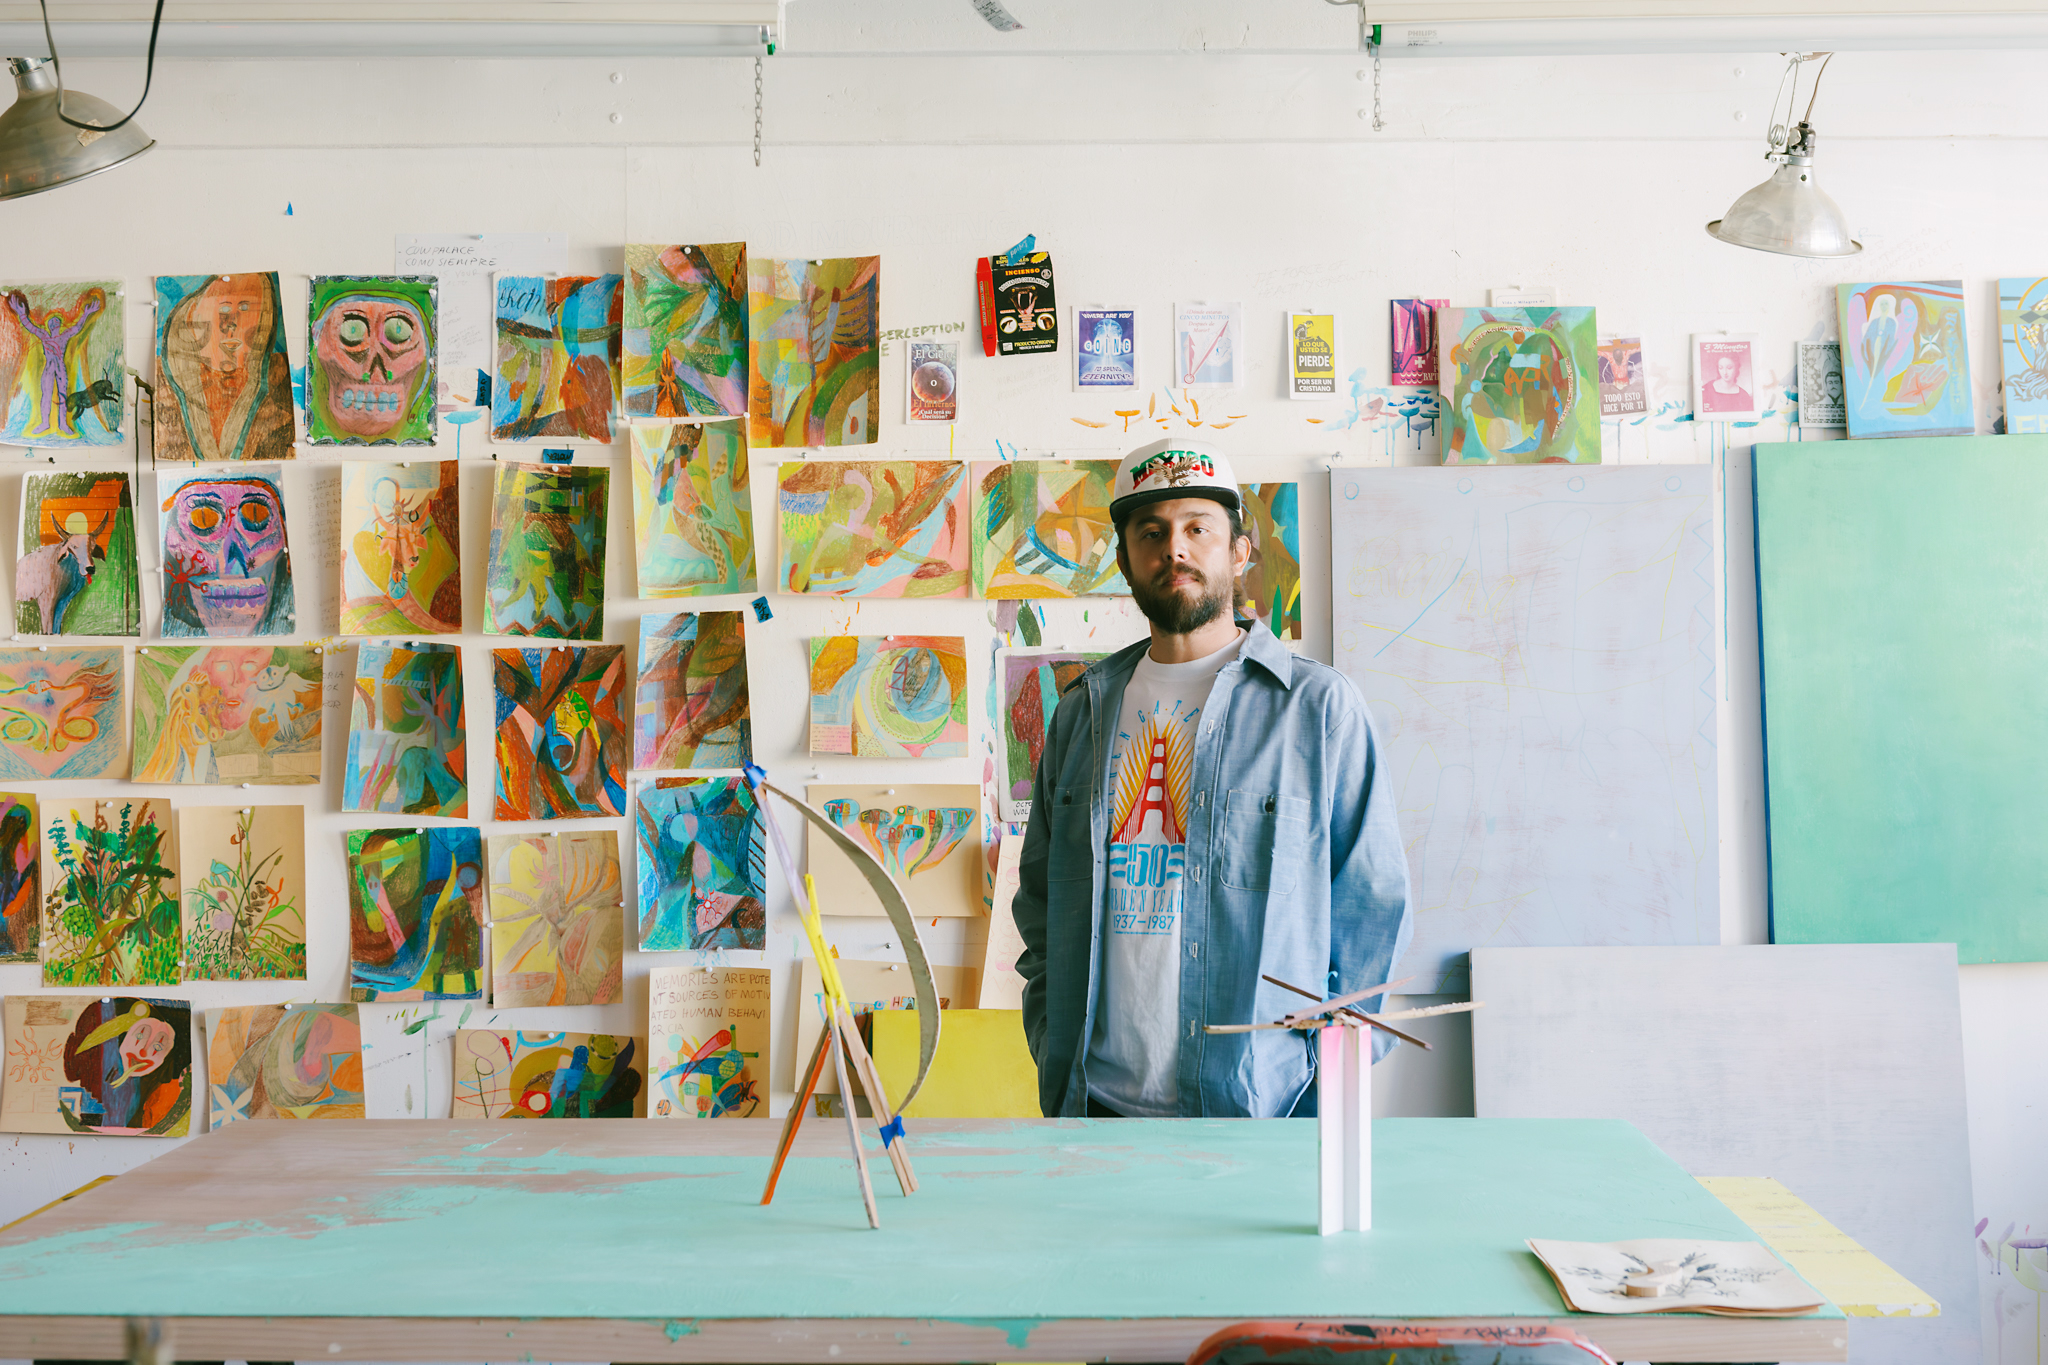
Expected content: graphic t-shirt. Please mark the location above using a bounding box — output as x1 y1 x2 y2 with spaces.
1086 630 1245 1116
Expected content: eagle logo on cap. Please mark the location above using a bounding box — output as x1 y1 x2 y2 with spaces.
1131 450 1215 490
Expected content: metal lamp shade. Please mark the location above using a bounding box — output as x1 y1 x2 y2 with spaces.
1707 160 1861 258
0 57 153 201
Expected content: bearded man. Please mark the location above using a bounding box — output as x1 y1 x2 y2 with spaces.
1012 438 1411 1118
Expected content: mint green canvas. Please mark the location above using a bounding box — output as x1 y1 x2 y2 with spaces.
1756 436 2048 962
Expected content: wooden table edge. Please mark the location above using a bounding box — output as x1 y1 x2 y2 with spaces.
0 1312 1850 1363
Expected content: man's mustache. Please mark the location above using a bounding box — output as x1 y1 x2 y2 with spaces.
1151 564 1207 590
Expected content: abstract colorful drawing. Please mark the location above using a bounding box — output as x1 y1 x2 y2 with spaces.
635 778 766 951
635 610 751 770
132 645 322 785
996 649 1105 820
0 995 191 1137
0 793 36 963
809 635 967 757
492 274 622 442
453 1028 644 1119
487 831 624 1007
179 805 306 981
747 255 879 448
344 643 466 816
159 465 294 637
306 275 436 445
624 242 747 419
2000 277 2048 435
1837 281 1974 439
1391 298 1446 386
493 645 629 819
628 420 757 597
0 647 124 781
0 280 122 446
345 825 485 1002
16 472 139 636
779 460 967 597
970 460 1124 598
153 272 295 463
648 965 769 1118
809 783 983 918
1347 384 1443 462
1438 306 1601 464
483 462 608 639
339 460 462 635
39 799 179 988
1238 482 1301 641
206 1003 363 1123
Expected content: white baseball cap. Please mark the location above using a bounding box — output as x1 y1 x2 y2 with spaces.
1109 438 1241 527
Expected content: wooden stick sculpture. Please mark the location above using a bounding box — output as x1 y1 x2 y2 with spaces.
745 764 937 1228
1207 976 1482 1235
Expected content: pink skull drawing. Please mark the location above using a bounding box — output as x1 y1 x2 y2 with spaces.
312 291 429 438
162 477 290 636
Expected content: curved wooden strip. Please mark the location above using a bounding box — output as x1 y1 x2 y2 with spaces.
758 779 942 1110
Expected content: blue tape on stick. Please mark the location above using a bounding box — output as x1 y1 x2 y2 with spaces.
879 1116 905 1147
1001 233 1037 264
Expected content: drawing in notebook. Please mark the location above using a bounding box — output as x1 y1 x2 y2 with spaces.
1525 1238 1826 1316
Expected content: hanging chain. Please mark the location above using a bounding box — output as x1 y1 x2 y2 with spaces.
753 54 763 167
1369 28 1383 132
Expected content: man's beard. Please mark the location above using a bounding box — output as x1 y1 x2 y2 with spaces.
1131 563 1233 635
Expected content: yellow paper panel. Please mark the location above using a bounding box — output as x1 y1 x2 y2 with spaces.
793 957 975 1095
872 1008 1038 1118
1699 1175 1938 1318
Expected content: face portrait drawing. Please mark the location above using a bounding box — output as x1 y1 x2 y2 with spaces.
312 289 431 440
160 274 293 462
162 478 291 636
1702 347 1754 412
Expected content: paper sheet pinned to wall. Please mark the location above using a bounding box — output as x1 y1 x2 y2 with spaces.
394 233 566 410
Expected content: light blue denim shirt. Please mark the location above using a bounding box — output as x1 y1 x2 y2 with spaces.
1012 625 1412 1118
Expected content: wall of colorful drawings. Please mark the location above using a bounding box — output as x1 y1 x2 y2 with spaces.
0 224 1344 1204
0 59 2039 1315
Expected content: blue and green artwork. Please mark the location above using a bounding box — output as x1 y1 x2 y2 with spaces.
634 778 766 951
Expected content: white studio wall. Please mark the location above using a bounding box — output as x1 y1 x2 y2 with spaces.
0 6 2042 1362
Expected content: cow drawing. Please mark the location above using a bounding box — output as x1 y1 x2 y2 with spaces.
16 514 107 634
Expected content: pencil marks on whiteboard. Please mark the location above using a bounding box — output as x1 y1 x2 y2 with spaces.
1329 466 1717 990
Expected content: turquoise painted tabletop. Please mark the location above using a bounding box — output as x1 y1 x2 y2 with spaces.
0 1117 1840 1324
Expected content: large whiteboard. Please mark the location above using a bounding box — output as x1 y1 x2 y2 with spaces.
1330 466 1717 989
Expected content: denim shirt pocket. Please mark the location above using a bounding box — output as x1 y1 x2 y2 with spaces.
1047 785 1094 883
1219 789 1309 893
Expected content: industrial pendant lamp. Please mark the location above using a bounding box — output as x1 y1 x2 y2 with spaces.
0 0 165 200
1707 52 1861 258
